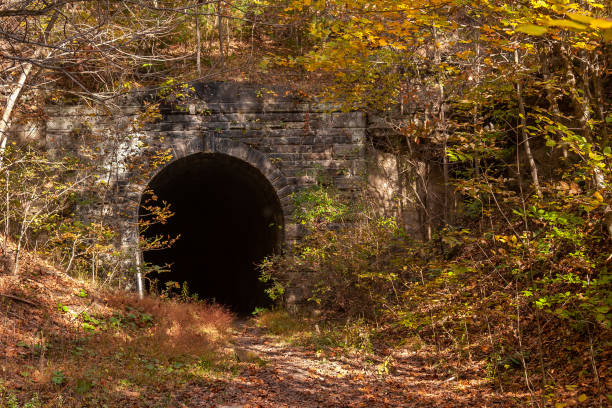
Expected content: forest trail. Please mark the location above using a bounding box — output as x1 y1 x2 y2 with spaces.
177 320 515 408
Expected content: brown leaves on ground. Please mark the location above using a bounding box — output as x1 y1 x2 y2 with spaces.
0 251 606 407
177 322 524 408
0 250 233 407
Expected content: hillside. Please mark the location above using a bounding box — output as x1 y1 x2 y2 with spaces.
0 249 540 407
0 247 234 407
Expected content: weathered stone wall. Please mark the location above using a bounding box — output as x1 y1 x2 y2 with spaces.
19 81 445 307
43 82 368 252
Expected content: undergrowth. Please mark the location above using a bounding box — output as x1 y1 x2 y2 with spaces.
0 253 235 408
259 180 612 407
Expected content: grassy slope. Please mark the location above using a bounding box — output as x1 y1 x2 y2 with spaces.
0 249 234 408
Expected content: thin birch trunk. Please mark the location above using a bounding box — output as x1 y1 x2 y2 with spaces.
3 170 8 253
579 58 607 190
592 63 608 147
472 29 481 184
0 63 34 155
0 12 59 160
12 202 31 275
434 27 450 225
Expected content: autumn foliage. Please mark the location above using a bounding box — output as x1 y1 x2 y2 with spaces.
1 0 611 406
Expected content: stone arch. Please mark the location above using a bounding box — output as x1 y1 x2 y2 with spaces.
201 135 293 220
135 135 291 314
139 134 293 226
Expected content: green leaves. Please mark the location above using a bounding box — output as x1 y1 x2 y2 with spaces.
291 185 348 226
75 378 93 394
51 370 66 385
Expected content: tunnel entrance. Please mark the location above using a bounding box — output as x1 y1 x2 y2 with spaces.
139 152 284 315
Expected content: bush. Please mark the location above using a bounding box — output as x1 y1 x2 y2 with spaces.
261 184 409 318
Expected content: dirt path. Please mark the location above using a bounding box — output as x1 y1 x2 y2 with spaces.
177 322 513 408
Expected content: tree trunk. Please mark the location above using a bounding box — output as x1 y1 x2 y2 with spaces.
195 1 201 75
0 63 34 155
217 0 225 69
515 50 542 198
541 51 568 158
592 61 608 148
0 12 59 159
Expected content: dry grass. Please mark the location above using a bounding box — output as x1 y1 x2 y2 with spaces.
0 249 235 408
105 293 232 355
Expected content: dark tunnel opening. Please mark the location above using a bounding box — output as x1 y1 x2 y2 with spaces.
139 152 284 315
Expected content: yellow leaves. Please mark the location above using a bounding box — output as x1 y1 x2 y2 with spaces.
572 41 597 50
567 13 612 29
593 191 604 202
443 65 461 75
547 19 588 30
516 24 548 36
556 393 589 406
530 0 549 8
455 50 475 59
495 234 520 247
513 11 612 42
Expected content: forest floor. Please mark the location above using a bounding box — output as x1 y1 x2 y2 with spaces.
0 252 559 407
179 318 525 408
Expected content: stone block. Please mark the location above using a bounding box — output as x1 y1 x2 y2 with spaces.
276 184 294 199
164 114 197 123
274 145 312 153
200 122 230 131
46 117 76 131
333 175 361 190
331 112 366 128
159 122 188 132
333 144 363 158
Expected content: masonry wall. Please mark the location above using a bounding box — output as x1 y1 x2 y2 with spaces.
43 82 368 252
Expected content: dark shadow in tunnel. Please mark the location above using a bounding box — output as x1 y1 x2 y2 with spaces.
139 152 284 315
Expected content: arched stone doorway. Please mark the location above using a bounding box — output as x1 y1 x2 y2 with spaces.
138 151 285 315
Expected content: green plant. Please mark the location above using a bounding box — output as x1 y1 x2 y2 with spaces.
74 378 93 394
291 185 348 227
251 307 268 316
51 370 66 385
